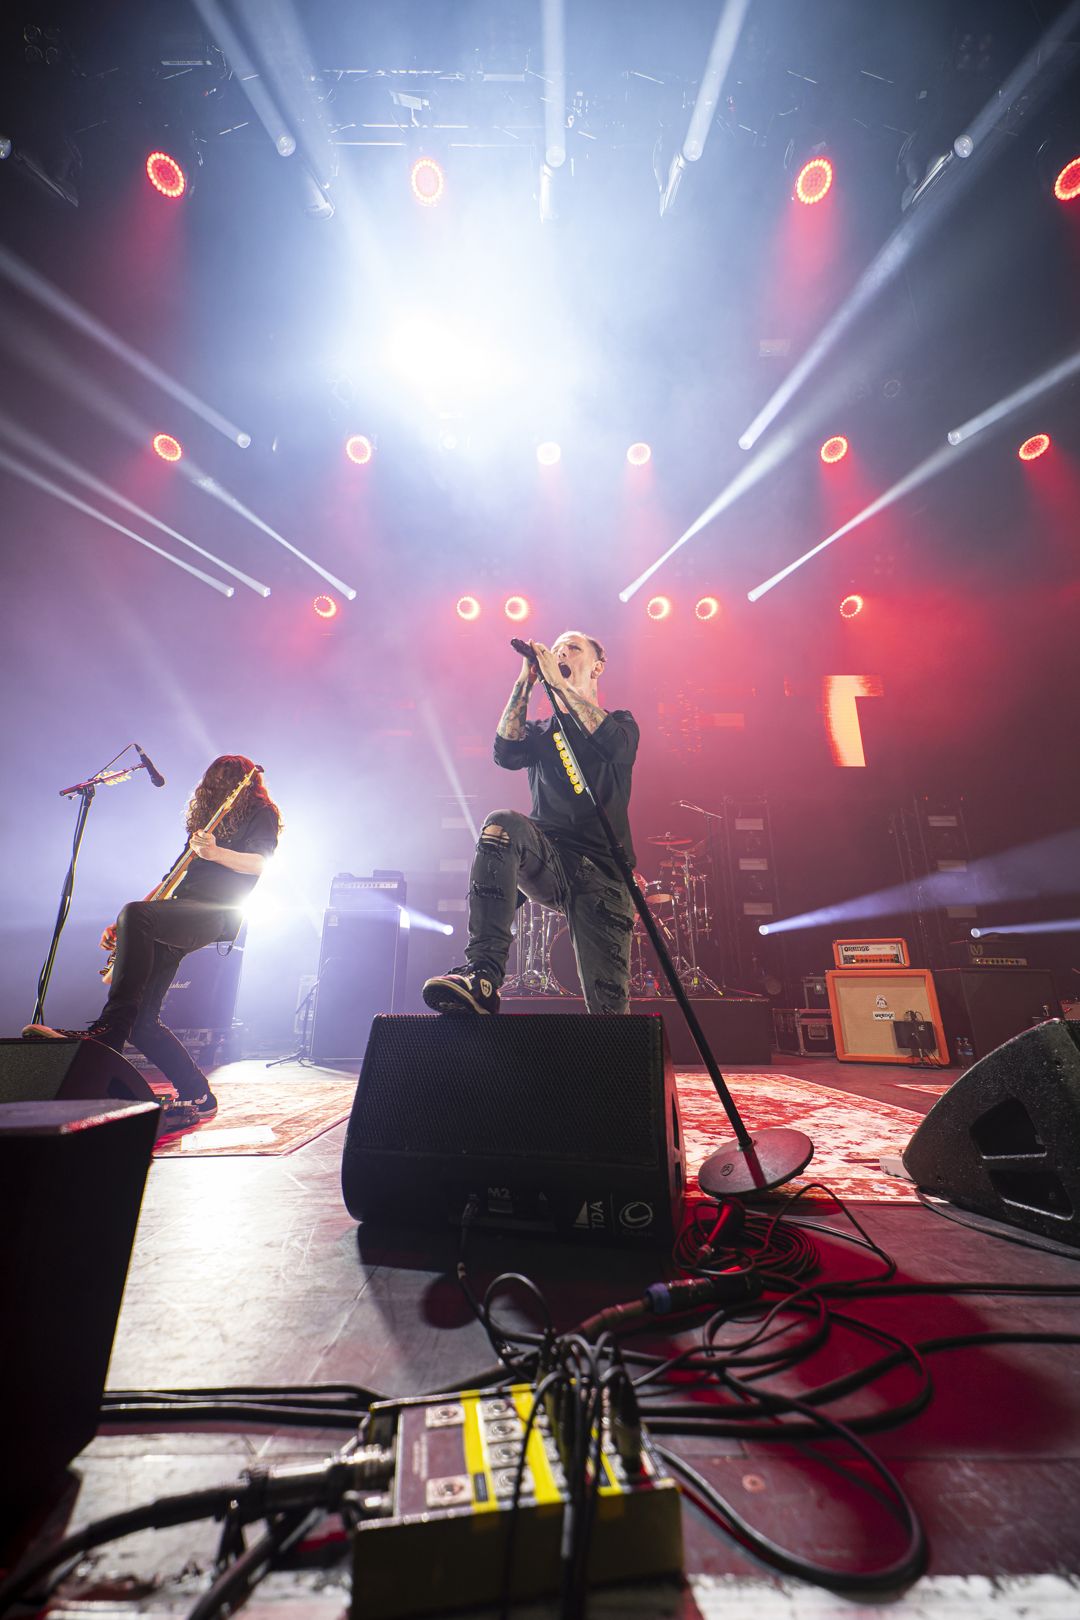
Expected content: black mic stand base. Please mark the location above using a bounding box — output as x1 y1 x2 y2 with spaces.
698 1126 814 1199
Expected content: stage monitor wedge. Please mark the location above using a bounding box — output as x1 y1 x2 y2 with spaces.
902 1019 1080 1249
341 1014 684 1245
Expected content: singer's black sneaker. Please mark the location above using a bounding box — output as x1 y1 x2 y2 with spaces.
422 967 500 1016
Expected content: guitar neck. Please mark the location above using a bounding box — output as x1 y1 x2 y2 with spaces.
152 775 255 902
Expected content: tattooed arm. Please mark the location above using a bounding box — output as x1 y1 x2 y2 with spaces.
497 676 533 740
556 687 609 736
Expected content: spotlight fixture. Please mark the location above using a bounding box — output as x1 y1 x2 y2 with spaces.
410 156 445 207
439 428 461 453
1018 433 1051 461
152 432 182 462
839 593 864 618
1054 156 1080 202
536 441 561 465
794 156 833 206
504 596 529 621
646 595 672 620
345 434 373 465
695 596 720 620
626 442 652 466
820 435 849 464
456 595 481 621
313 595 338 619
145 151 186 200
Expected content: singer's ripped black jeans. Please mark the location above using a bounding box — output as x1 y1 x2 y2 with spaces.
96 899 236 1099
465 810 637 1014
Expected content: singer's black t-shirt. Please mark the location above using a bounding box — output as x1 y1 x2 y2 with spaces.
169 806 280 918
493 711 639 871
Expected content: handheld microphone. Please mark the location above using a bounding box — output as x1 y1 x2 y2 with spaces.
134 744 166 789
510 637 538 663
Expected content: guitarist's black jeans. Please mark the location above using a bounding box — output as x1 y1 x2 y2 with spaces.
96 899 237 1099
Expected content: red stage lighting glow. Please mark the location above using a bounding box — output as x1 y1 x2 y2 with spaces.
456 596 481 621
839 593 864 619
313 595 338 619
820 434 849 464
795 156 833 206
146 151 186 199
626 442 652 466
504 596 529 621
410 157 445 207
695 596 720 621
345 434 373 465
536 441 561 466
1018 433 1051 461
152 433 182 462
646 596 672 620
1054 157 1080 202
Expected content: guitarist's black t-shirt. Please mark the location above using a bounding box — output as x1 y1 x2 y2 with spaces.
169 806 280 917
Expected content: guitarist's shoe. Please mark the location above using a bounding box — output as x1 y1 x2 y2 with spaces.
22 1019 125 1050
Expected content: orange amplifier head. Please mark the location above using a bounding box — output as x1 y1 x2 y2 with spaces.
832 938 910 969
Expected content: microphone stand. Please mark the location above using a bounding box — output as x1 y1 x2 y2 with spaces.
537 665 812 1196
31 746 155 1026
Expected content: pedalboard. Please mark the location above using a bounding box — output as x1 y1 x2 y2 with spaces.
350 1385 683 1619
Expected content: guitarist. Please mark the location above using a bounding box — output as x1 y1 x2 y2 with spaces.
24 756 281 1129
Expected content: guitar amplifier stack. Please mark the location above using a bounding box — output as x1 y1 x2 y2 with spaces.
310 873 409 1063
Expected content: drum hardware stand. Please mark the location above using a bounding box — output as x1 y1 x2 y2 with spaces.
32 744 160 1027
519 647 813 1196
652 840 721 996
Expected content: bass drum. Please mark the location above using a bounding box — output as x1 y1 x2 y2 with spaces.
549 919 663 1000
549 923 584 998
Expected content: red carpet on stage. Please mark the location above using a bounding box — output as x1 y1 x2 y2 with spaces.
677 1070 924 1204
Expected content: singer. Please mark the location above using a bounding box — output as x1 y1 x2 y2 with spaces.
423 631 639 1015
24 756 281 1130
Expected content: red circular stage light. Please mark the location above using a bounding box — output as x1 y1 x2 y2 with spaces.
626 442 652 466
695 596 720 621
536 441 561 466
504 596 529 621
795 156 833 206
410 157 445 207
820 434 849 464
1054 157 1080 202
839 593 864 619
152 432 182 462
1018 433 1051 461
456 596 481 621
345 434 373 465
146 151 186 199
313 595 338 619
646 596 672 620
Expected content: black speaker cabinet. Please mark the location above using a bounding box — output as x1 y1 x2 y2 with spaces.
931 967 1060 1060
311 909 409 1063
0 1098 159 1520
902 1019 1080 1248
161 929 246 1034
0 1035 159 1105
341 1015 684 1244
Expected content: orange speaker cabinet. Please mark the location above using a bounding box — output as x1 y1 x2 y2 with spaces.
826 967 948 1065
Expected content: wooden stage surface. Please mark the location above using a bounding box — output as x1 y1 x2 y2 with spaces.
9 1049 1080 1619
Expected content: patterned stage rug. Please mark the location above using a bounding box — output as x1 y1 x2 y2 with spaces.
151 1070 358 1159
150 1062 927 1196
676 1070 926 1204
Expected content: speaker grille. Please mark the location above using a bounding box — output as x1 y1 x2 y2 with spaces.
353 1015 664 1166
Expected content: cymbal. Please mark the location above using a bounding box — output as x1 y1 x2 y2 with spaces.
649 834 694 848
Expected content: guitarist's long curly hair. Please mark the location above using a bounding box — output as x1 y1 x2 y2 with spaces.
185 756 282 843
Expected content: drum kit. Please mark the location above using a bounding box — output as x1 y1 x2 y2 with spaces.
504 833 720 998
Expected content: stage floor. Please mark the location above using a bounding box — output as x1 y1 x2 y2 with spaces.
11 1052 1080 1619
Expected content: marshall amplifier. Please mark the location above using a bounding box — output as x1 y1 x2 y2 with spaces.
341 1015 684 1245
